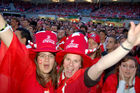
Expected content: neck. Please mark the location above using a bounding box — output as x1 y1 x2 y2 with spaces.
124 77 130 84
42 73 50 80
90 52 96 59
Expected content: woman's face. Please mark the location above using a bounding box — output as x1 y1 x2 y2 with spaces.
88 38 98 49
37 52 55 75
63 53 82 78
120 59 136 78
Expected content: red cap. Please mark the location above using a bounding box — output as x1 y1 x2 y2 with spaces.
88 33 100 43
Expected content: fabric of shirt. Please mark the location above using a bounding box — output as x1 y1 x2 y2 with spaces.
57 69 90 93
57 68 100 93
102 73 140 93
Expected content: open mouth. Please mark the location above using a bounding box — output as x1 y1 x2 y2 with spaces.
66 68 74 75
44 64 49 69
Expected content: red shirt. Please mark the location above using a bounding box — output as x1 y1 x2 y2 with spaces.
102 73 140 93
20 70 55 93
57 69 90 93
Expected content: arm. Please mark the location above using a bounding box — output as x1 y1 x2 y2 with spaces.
88 22 140 80
0 14 13 47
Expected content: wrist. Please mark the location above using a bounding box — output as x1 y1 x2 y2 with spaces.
0 23 7 31
121 40 133 51
0 24 12 33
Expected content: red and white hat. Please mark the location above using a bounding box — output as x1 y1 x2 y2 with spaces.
88 33 100 44
32 31 59 52
56 32 92 68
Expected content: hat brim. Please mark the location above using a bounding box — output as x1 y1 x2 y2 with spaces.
32 47 59 53
56 50 92 68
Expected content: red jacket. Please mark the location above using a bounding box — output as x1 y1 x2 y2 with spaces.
57 69 90 93
102 74 140 93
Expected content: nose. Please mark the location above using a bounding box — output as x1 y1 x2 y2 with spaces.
69 60 73 66
44 55 49 62
126 66 130 71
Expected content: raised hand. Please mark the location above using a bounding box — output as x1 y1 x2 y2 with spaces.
129 68 136 86
0 14 6 30
127 22 140 46
119 66 125 81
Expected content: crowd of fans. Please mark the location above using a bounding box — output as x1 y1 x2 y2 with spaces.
2 15 140 60
92 3 140 19
0 14 140 93
0 1 140 93
0 1 140 19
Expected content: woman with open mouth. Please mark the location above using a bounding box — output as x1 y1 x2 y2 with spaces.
0 14 59 93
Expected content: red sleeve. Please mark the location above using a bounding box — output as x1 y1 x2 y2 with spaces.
135 56 140 64
135 76 140 93
102 74 118 93
0 33 35 93
0 41 8 64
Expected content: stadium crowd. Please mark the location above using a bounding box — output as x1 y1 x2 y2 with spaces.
0 1 140 93
0 1 140 19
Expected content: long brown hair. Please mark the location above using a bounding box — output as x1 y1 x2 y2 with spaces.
35 52 57 89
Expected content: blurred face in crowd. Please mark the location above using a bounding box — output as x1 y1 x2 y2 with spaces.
51 25 57 32
111 30 116 36
27 26 34 34
15 30 26 45
80 27 86 32
63 54 82 78
57 30 65 40
88 38 98 49
21 20 29 28
67 28 74 36
37 52 55 75
11 18 19 27
99 32 106 41
106 37 116 50
45 25 51 31
120 59 136 79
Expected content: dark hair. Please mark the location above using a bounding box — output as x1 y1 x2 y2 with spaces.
80 25 88 31
35 52 57 89
11 18 20 26
16 27 32 45
99 30 107 35
108 35 117 44
76 30 86 36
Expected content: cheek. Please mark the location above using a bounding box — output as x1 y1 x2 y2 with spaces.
74 63 82 70
63 61 68 68
38 59 43 64
130 69 135 73
50 60 55 66
121 67 126 72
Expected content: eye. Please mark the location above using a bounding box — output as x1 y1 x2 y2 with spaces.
122 64 126 67
129 65 135 69
49 55 54 58
66 58 70 61
39 54 45 58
